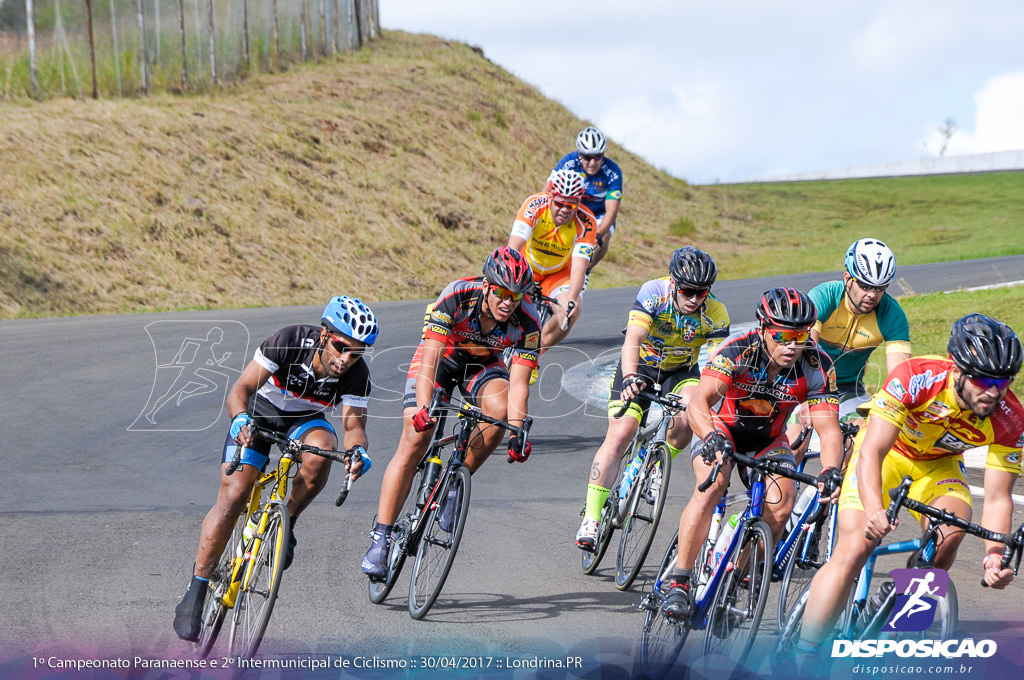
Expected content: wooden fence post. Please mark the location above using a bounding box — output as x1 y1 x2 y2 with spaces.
136 0 149 94
86 0 98 98
26 0 39 98
110 0 123 95
352 0 362 49
177 0 188 88
207 0 216 82
272 0 280 63
242 0 250 70
299 0 308 59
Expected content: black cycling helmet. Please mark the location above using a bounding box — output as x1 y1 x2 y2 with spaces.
482 246 535 295
669 246 717 289
947 314 1022 379
755 287 817 328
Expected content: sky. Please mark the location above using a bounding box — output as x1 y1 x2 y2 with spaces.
380 1 1024 184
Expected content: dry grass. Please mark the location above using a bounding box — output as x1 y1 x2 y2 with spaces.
1 31 1022 318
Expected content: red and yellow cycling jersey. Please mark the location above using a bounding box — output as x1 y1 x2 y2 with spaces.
510 192 597 277
863 355 1024 472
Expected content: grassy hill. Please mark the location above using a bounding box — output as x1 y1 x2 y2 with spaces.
2 30 1023 318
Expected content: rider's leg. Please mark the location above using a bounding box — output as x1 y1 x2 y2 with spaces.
376 408 434 525
664 380 698 457
675 454 731 572
286 426 338 519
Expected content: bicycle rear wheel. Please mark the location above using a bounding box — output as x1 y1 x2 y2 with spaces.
193 512 245 658
228 503 290 657
702 519 773 668
640 533 690 679
616 442 671 590
581 441 635 575
408 465 471 619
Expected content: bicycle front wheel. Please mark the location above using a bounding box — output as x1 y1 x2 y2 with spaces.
639 533 690 679
582 439 637 575
776 510 831 631
193 512 246 658
616 442 671 590
228 503 290 657
408 465 471 620
702 519 773 668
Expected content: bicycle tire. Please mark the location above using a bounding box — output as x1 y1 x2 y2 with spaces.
702 519 773 668
228 503 290 657
581 441 635 575
639 532 689 679
772 579 812 667
776 511 831 631
193 512 245 658
616 442 672 590
367 471 423 605
408 465 471 620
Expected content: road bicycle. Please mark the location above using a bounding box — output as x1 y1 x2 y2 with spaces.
775 421 859 631
194 426 362 658
367 387 531 619
580 389 684 592
638 445 820 678
775 474 1024 662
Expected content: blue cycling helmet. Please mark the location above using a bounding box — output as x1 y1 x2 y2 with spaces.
322 296 379 345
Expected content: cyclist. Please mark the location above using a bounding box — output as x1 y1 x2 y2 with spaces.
510 167 597 351
575 247 730 551
548 126 623 271
173 296 378 641
796 314 1024 656
787 238 910 453
361 247 540 578
661 287 845 618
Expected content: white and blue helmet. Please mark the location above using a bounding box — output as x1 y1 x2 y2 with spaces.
576 126 607 155
322 296 379 345
845 238 896 287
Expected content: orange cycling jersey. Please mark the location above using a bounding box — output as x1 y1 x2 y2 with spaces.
510 193 598 277
863 355 1024 472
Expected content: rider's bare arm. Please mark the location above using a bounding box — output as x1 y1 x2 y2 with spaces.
225 360 272 447
856 417 902 538
687 373 730 442
980 467 1017 587
414 338 446 410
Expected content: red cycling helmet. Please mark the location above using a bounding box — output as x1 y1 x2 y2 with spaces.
483 246 534 295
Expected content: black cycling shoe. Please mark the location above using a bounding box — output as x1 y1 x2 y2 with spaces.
661 580 693 620
282 528 297 570
172 578 208 642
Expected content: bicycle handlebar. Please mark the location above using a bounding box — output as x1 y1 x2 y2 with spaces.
422 388 533 465
612 389 686 419
226 424 363 506
885 476 1024 585
697 447 820 493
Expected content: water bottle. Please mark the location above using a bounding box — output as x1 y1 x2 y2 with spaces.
787 484 818 532
417 455 443 507
710 513 741 570
619 449 645 500
868 580 895 617
236 511 260 558
701 507 725 575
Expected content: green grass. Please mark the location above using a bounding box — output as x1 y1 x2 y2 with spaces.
862 285 1024 393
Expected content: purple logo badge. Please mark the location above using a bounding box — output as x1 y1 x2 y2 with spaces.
884 568 950 632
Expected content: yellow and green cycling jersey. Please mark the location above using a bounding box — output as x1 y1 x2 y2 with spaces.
627 277 731 371
809 280 911 385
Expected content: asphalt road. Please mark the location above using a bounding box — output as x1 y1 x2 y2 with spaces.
2 255 1023 679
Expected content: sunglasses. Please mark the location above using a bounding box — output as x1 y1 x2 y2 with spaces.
676 286 710 299
328 334 365 356
855 279 888 294
766 329 811 345
579 153 603 162
490 285 525 302
967 374 1013 392
551 196 580 210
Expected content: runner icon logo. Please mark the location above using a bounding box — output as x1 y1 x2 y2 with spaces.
884 568 949 632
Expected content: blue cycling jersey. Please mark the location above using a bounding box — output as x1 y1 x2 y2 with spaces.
552 151 623 220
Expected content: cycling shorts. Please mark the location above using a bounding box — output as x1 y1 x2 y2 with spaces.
221 398 337 471
608 362 699 423
403 346 509 410
534 267 572 300
837 443 972 519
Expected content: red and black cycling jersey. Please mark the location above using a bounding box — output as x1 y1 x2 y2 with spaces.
253 324 371 415
703 329 839 441
423 277 542 369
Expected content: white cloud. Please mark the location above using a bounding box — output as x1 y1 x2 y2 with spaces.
925 71 1024 157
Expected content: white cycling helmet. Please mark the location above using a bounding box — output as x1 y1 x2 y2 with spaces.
844 238 896 287
576 126 607 155
549 168 586 199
